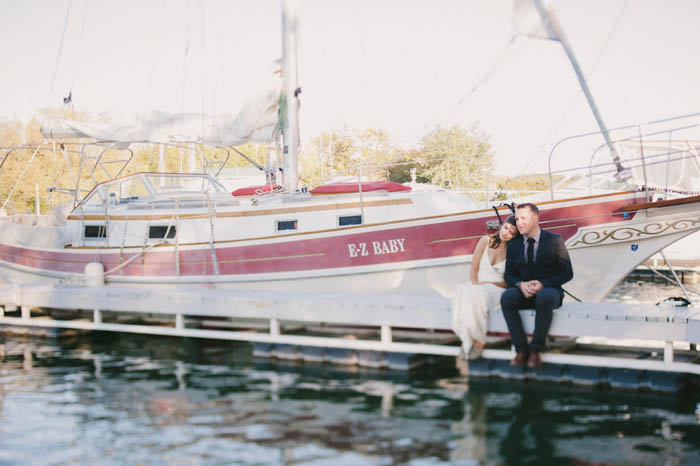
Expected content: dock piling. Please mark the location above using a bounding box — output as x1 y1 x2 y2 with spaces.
381 325 392 344
664 341 674 364
270 318 280 336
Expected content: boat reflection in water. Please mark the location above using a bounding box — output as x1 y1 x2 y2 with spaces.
1 331 698 465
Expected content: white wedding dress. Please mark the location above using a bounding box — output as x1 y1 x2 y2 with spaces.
451 248 506 351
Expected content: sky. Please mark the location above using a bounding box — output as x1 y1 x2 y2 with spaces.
1 0 699 176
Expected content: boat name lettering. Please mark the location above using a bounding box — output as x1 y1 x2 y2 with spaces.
348 238 405 258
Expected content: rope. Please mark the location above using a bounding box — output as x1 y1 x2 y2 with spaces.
1 146 42 211
180 0 192 128
321 34 524 184
49 0 73 101
563 288 581 302
69 0 90 97
393 34 523 151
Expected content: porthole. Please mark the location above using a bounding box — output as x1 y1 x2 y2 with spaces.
276 220 298 231
338 215 362 226
149 225 177 239
84 225 106 238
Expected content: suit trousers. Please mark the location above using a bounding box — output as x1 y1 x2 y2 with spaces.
500 287 562 352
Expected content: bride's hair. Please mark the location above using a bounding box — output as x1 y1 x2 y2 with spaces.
489 214 517 249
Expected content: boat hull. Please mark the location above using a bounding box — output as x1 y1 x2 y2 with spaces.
1 191 698 302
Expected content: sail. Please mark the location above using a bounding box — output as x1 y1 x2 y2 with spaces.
512 0 557 40
43 89 280 146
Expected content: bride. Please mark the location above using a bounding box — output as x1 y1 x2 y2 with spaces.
452 214 518 360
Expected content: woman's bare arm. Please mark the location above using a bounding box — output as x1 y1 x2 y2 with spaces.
485 281 508 288
470 236 489 284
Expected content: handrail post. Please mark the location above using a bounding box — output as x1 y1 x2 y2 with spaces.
358 165 365 223
664 131 673 198
638 125 649 202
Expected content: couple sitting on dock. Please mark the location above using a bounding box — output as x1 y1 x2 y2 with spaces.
451 203 574 369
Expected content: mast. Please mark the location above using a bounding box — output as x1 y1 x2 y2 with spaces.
281 0 300 192
532 0 630 181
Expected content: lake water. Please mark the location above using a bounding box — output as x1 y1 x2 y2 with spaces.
1 279 699 465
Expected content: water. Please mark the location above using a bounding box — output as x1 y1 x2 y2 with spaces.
1 279 699 465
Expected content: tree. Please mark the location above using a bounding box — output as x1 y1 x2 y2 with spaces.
300 126 405 186
354 128 402 182
418 124 495 191
300 127 357 186
385 148 430 184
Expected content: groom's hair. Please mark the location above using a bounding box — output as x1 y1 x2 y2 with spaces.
516 202 540 217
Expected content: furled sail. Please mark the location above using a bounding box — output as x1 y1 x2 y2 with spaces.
43 89 280 146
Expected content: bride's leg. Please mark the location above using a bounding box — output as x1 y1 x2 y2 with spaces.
451 283 474 352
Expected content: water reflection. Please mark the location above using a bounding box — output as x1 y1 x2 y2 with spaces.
0 333 699 465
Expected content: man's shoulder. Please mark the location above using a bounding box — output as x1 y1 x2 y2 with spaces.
540 229 562 241
507 234 523 250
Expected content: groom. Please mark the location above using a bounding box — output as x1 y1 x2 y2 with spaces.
500 203 573 369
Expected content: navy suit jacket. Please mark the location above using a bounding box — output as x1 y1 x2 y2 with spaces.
504 229 573 297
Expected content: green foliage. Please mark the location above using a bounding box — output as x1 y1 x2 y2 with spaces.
299 123 497 190
493 173 565 199
418 124 495 190
385 149 429 184
300 126 357 186
1 109 557 213
0 107 274 213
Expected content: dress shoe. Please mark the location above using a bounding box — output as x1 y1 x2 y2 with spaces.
509 350 528 366
527 351 542 369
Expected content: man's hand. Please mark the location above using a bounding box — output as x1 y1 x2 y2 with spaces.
518 281 533 298
530 280 543 294
519 280 543 298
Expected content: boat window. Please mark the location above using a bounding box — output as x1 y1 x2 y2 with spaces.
84 225 106 238
338 215 362 226
276 220 297 231
149 225 177 239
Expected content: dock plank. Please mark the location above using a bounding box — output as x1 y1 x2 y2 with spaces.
1 284 699 344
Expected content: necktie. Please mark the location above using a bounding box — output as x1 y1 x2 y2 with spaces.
527 238 535 269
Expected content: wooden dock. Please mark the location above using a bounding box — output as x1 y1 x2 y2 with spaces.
1 282 698 391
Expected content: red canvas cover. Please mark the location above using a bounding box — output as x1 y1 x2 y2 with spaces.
310 181 411 195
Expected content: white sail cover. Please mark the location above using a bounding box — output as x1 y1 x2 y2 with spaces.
45 90 280 146
512 0 558 40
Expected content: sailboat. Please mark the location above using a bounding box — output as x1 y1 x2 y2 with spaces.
0 0 698 305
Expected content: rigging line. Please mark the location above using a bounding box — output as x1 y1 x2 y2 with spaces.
328 34 527 183
336 34 529 182
200 0 207 148
49 0 73 100
392 34 523 152
511 0 631 179
69 0 90 94
180 0 192 131
450 34 521 114
141 0 164 113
